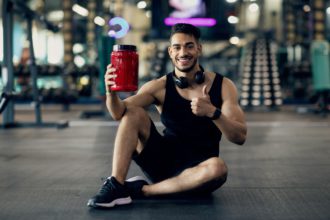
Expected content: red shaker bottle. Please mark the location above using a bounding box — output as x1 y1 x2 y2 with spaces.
110 45 139 92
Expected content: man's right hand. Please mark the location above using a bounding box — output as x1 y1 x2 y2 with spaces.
104 64 117 94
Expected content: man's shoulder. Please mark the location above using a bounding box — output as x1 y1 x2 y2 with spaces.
221 76 239 100
148 75 167 87
140 75 167 92
222 77 236 88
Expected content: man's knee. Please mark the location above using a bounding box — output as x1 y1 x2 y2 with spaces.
189 169 227 195
204 157 228 180
188 157 227 195
120 106 151 142
122 107 149 125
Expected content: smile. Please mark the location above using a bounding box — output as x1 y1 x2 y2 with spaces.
177 57 192 64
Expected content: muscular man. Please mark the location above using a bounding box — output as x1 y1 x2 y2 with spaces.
87 23 247 208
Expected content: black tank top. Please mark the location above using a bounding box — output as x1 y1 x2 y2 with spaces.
160 72 223 157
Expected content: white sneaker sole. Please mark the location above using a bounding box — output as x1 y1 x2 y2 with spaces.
88 196 132 208
126 176 148 183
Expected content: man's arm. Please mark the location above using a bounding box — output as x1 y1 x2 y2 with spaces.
105 65 162 120
190 77 247 145
105 81 159 120
213 78 247 145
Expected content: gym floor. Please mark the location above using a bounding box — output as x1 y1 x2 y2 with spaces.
0 104 329 220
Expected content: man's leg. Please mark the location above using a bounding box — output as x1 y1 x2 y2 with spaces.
142 157 228 196
87 107 151 208
111 107 151 184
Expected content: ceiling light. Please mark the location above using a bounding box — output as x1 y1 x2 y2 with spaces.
229 36 240 45
137 1 147 9
47 10 64 21
72 4 89 17
327 7 330 14
74 55 86 67
248 3 259 13
94 16 105 26
73 43 84 54
303 5 311 13
228 16 239 24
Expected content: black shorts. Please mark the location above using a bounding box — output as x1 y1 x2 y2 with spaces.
133 120 218 184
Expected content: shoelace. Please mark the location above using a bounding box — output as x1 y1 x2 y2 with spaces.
98 178 114 195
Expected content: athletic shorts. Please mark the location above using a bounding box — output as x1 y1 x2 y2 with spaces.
132 120 226 193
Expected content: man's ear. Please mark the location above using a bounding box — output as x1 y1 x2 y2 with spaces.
198 43 202 55
168 46 172 58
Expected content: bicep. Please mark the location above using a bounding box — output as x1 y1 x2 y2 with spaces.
123 81 157 108
222 101 245 124
221 78 246 124
124 93 154 108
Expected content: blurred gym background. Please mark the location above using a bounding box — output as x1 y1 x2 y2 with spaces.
1 0 330 127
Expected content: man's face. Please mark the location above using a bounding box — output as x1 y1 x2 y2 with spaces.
168 33 202 73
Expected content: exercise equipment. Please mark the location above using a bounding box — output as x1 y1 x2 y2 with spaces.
0 92 12 114
80 36 115 119
1 0 67 128
310 41 330 116
239 38 283 110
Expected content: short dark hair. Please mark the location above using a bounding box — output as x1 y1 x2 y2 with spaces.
170 23 201 41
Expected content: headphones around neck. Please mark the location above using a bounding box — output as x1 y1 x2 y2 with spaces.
172 65 205 89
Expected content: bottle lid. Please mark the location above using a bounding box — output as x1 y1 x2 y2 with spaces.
113 45 137 51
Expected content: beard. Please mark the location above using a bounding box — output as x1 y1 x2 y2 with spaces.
173 56 198 73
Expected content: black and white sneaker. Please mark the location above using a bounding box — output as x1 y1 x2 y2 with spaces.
87 176 132 208
125 176 149 199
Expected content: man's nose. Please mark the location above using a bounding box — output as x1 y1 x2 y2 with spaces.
178 47 188 56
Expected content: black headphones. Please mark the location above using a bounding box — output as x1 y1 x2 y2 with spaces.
172 65 205 89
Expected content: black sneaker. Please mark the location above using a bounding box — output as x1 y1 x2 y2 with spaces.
125 176 149 199
87 176 132 208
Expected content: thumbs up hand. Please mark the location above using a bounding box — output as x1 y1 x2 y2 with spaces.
191 85 216 117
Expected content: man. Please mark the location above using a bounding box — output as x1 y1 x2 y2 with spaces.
87 23 247 208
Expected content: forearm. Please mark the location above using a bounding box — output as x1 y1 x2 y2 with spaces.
213 114 247 145
105 93 127 120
